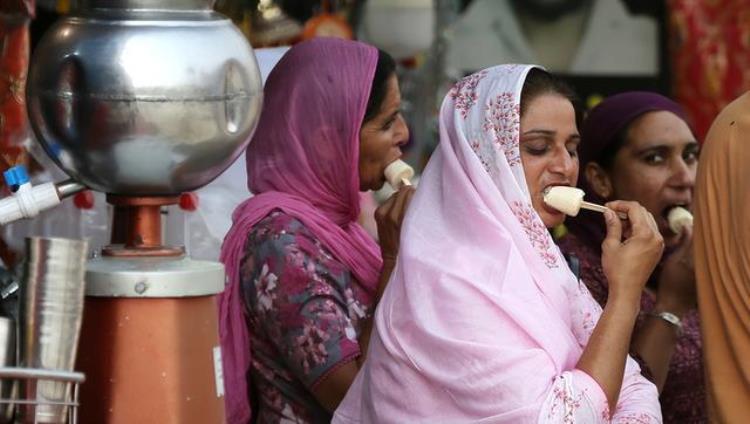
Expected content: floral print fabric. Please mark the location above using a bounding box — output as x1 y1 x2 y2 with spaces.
241 210 373 423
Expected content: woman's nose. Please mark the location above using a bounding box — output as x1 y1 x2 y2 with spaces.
670 157 695 189
395 115 409 146
550 147 577 176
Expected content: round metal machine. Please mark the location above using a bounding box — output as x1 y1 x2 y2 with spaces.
26 0 263 422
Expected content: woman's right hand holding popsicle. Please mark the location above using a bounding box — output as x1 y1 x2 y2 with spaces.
601 200 664 306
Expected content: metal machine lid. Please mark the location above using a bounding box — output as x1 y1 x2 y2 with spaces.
86 255 224 298
74 0 214 11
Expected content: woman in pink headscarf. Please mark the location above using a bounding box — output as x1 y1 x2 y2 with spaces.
334 65 663 423
218 38 414 423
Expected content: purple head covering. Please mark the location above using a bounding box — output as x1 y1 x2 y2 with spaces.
566 91 689 251
218 38 382 423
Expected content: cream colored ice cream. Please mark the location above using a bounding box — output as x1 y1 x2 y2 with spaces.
543 186 625 219
667 206 693 234
543 186 586 216
384 159 414 190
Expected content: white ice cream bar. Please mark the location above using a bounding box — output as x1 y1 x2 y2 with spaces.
543 186 586 216
543 186 626 219
667 206 693 234
384 159 414 190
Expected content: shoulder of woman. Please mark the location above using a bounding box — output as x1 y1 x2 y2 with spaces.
245 210 347 273
247 210 315 246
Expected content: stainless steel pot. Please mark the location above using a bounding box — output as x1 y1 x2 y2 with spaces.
27 0 263 195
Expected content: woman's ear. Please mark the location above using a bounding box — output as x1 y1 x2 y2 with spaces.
584 162 613 199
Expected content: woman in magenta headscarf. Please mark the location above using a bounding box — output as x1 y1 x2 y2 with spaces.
218 38 414 423
334 65 663 423
558 92 703 423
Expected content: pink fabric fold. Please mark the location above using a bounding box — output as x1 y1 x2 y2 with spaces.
334 65 661 423
218 38 382 423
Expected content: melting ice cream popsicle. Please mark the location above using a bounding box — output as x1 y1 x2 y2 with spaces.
543 186 627 219
667 206 693 234
384 159 414 190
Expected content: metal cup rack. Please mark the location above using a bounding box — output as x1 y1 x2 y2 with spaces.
0 367 84 423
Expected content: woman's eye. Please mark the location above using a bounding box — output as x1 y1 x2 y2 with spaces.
684 150 699 163
644 153 665 164
522 143 548 156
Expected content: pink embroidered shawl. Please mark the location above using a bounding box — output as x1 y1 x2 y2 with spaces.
333 65 661 423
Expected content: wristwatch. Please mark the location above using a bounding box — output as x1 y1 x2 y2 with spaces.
651 311 683 334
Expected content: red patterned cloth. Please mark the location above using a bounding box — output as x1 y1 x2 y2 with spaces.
668 0 750 140
0 0 34 170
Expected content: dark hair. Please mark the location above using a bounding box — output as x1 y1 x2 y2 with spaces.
520 68 583 130
363 49 396 123
596 125 629 170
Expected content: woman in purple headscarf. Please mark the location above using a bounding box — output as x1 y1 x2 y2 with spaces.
217 38 414 423
558 92 705 423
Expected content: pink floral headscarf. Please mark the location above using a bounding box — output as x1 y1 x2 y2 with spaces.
333 65 661 423
218 38 382 423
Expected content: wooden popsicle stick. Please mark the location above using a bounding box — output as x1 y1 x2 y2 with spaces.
581 201 628 220
400 178 412 187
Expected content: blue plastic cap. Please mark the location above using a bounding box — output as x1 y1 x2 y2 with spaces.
3 165 30 190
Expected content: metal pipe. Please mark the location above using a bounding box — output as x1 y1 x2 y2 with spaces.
55 180 86 199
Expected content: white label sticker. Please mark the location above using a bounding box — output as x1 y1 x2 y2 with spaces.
213 346 225 398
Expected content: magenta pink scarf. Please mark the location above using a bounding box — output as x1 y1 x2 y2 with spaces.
218 38 382 423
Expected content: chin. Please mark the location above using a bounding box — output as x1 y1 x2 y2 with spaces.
541 214 565 229
362 180 386 192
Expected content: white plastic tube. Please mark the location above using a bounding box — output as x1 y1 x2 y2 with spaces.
0 183 60 225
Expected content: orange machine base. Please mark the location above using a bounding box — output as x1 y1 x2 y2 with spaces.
76 296 225 423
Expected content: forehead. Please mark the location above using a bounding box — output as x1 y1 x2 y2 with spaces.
380 75 401 109
520 93 577 129
624 110 694 148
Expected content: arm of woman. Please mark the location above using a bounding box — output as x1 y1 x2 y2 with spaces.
575 202 664 411
312 256 397 412
312 187 414 412
567 281 661 423
630 224 695 392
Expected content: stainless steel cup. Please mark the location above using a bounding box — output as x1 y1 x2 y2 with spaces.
0 317 15 423
18 237 88 423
